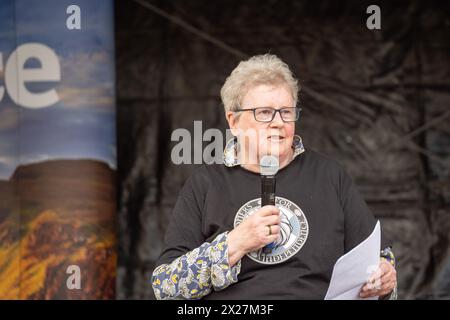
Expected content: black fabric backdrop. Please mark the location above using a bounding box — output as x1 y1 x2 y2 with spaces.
115 0 450 299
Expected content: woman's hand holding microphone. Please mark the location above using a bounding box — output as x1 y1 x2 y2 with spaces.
227 205 281 267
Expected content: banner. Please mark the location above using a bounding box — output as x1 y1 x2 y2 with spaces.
0 0 116 299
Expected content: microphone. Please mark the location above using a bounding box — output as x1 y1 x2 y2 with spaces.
260 155 279 254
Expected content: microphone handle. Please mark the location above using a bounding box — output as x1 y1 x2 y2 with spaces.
261 175 276 254
261 175 276 206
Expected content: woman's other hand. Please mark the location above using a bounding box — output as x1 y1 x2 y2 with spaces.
359 259 397 299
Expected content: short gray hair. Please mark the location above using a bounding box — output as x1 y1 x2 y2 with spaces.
220 54 299 113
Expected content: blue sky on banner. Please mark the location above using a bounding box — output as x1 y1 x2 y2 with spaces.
0 0 116 179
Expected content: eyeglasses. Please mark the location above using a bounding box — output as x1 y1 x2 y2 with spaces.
234 106 301 122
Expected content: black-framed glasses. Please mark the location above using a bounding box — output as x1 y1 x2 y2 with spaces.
234 106 301 122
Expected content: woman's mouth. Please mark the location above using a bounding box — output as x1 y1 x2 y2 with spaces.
267 135 284 142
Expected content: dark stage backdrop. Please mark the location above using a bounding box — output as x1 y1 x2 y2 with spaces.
115 0 450 299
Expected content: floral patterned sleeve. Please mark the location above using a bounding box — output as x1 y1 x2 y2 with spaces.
380 246 397 300
151 231 241 300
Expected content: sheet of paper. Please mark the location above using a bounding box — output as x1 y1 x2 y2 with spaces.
324 221 381 300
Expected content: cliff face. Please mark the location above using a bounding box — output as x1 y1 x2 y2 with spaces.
0 180 15 223
11 159 116 212
0 159 116 299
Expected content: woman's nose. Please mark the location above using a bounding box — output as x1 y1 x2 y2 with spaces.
270 111 284 127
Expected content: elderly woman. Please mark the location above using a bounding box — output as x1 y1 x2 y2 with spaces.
152 54 397 300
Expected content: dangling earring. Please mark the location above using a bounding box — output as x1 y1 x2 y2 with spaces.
223 136 239 167
292 135 305 158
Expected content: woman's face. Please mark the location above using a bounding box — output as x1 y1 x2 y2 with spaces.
227 84 296 167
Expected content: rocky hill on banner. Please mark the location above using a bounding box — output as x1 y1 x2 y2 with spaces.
0 159 116 299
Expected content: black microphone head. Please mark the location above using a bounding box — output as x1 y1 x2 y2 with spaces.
259 155 279 176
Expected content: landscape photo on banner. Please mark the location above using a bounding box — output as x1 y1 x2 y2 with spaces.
0 0 117 299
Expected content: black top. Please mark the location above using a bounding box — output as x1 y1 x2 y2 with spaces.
157 149 389 299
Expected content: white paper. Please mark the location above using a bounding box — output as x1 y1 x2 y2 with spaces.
324 221 381 300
